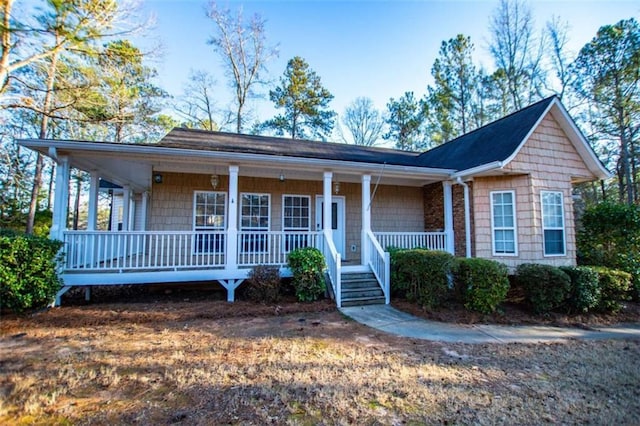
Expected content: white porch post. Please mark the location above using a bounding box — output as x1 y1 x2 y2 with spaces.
87 171 99 231
226 165 239 273
128 195 136 231
323 171 333 234
50 155 70 241
361 174 371 265
140 191 149 230
461 181 472 258
122 185 131 231
443 181 455 254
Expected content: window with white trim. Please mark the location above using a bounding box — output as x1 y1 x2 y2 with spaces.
193 191 226 253
541 191 566 256
283 195 311 252
240 193 270 252
491 191 517 255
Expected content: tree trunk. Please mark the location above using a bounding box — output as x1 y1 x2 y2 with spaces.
26 46 59 234
73 176 81 230
47 163 55 210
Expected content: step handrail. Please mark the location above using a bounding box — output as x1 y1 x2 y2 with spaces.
365 230 390 304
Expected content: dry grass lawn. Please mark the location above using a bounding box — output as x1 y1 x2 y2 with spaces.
1 299 639 425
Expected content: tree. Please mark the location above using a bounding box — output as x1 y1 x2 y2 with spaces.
572 18 640 205
263 56 336 140
340 97 384 146
488 0 545 111
175 69 221 131
384 92 425 151
545 16 574 101
6 0 149 233
206 2 278 133
78 40 168 143
1 0 140 100
425 34 480 145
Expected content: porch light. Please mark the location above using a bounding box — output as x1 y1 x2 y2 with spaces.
334 181 340 194
279 171 285 182
210 174 219 189
153 173 163 184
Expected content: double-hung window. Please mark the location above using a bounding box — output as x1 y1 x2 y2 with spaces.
541 191 565 256
240 193 270 252
193 191 226 253
491 191 517 255
282 195 311 252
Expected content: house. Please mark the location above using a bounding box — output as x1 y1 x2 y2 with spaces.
18 96 610 307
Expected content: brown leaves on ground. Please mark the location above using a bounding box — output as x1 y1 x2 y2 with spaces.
1 293 639 425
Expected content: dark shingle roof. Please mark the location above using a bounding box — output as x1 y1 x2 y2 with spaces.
417 96 556 170
156 128 425 168
156 97 558 173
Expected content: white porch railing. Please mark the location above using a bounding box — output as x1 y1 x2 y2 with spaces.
374 231 447 252
63 230 321 271
366 230 390 304
63 230 227 271
236 231 321 266
318 230 342 307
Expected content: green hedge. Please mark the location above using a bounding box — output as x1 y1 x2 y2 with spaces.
453 258 509 314
560 266 601 313
0 230 63 313
592 267 632 313
287 247 326 302
577 202 640 301
391 249 454 309
516 264 571 314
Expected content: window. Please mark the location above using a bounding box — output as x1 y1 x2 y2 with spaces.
491 191 517 255
193 191 226 253
240 193 270 252
541 191 565 256
283 195 311 251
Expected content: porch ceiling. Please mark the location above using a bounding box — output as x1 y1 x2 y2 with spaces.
20 139 453 191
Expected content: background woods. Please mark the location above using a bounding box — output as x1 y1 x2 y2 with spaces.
1 0 639 234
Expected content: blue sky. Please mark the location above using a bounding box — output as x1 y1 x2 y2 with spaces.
139 0 640 130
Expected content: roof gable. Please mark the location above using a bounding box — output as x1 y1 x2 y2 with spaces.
415 96 609 180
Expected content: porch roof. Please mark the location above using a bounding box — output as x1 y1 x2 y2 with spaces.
157 128 425 167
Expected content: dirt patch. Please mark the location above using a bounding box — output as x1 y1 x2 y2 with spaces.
1 297 639 425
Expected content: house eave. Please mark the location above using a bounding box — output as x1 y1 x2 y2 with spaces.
450 161 504 180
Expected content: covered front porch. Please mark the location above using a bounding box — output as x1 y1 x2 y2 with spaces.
23 136 463 307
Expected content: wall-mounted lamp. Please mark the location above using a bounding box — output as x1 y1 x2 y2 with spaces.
153 173 163 184
210 174 219 189
334 181 340 194
279 171 285 182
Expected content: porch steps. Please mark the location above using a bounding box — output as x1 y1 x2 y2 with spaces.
340 272 385 307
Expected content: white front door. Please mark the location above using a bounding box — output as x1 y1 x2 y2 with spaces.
316 196 346 257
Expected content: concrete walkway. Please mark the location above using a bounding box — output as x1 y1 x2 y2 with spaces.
340 304 640 344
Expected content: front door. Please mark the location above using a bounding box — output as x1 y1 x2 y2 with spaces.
316 196 345 257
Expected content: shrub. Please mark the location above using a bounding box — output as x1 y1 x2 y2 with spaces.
577 202 640 301
453 258 509 314
559 266 601 313
388 247 407 297
287 247 326 302
245 265 281 303
0 230 63 313
592 267 632 313
391 249 454 309
516 264 571 314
